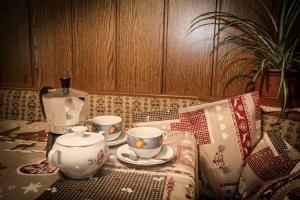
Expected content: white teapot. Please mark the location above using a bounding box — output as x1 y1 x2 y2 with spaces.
48 126 108 179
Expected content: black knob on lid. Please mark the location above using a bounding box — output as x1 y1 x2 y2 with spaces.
60 77 71 95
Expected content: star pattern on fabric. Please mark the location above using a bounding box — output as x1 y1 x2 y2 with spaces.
22 182 42 194
121 187 133 193
153 177 165 182
8 186 16 190
46 187 57 193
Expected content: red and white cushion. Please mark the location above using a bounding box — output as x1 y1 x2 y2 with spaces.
238 131 300 198
171 92 262 198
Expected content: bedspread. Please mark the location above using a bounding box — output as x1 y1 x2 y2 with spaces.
0 120 198 200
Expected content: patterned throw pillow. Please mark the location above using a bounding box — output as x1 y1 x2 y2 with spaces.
171 92 262 199
238 131 300 198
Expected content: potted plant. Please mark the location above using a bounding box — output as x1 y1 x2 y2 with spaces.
189 0 300 117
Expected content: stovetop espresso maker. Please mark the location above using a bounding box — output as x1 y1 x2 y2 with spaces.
40 77 88 155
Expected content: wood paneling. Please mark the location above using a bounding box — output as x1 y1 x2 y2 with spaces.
211 0 264 97
165 0 216 96
0 0 31 87
72 0 116 92
30 0 73 88
0 0 269 99
117 0 164 94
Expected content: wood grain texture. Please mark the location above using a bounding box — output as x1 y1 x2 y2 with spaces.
30 0 73 88
211 0 265 97
72 0 116 92
0 0 268 101
164 0 216 96
0 0 31 87
117 0 164 94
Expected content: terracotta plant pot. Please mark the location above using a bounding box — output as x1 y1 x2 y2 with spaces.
255 69 300 108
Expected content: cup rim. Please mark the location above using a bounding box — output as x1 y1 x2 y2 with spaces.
92 115 122 125
127 127 163 138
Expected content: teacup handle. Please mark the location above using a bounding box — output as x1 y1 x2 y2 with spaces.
85 119 93 130
162 132 168 142
85 119 104 134
85 118 92 124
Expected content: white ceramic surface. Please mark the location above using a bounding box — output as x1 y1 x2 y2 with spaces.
126 127 167 158
92 115 122 125
107 131 127 147
129 146 162 158
104 131 122 142
127 127 163 138
48 126 108 179
90 116 122 141
116 144 175 166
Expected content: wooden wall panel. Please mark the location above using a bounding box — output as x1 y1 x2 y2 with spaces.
72 0 116 92
0 0 269 100
0 0 31 87
30 0 73 88
165 0 216 96
117 0 164 94
211 0 264 97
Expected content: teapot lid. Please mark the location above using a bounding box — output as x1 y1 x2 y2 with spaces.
55 126 103 147
42 77 88 99
42 88 88 99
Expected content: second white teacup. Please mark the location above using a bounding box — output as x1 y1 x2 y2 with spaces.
89 115 122 141
126 127 167 158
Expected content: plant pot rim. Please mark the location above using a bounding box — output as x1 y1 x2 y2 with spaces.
258 68 300 75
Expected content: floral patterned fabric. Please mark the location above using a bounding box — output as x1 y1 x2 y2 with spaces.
262 114 300 152
238 130 300 198
0 89 205 129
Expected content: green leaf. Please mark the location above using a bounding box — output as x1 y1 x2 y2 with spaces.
259 0 278 32
285 0 300 39
188 1 300 116
279 0 288 41
280 79 288 118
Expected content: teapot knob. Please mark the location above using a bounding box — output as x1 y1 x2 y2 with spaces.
72 126 88 138
60 76 70 95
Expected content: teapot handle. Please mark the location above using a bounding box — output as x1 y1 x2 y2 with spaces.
48 149 62 168
39 86 54 119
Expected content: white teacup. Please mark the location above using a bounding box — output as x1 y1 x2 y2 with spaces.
127 127 167 158
89 115 122 141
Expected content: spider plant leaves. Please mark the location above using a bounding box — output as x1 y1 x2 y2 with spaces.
259 0 278 33
285 1 300 40
252 58 267 82
280 78 288 118
189 0 300 116
279 0 288 41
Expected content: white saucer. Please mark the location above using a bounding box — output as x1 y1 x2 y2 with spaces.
107 131 127 147
116 144 175 166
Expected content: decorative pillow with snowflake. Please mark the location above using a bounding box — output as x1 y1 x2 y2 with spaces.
238 131 300 198
171 92 262 199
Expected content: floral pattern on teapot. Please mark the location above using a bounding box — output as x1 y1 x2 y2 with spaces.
88 149 105 166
